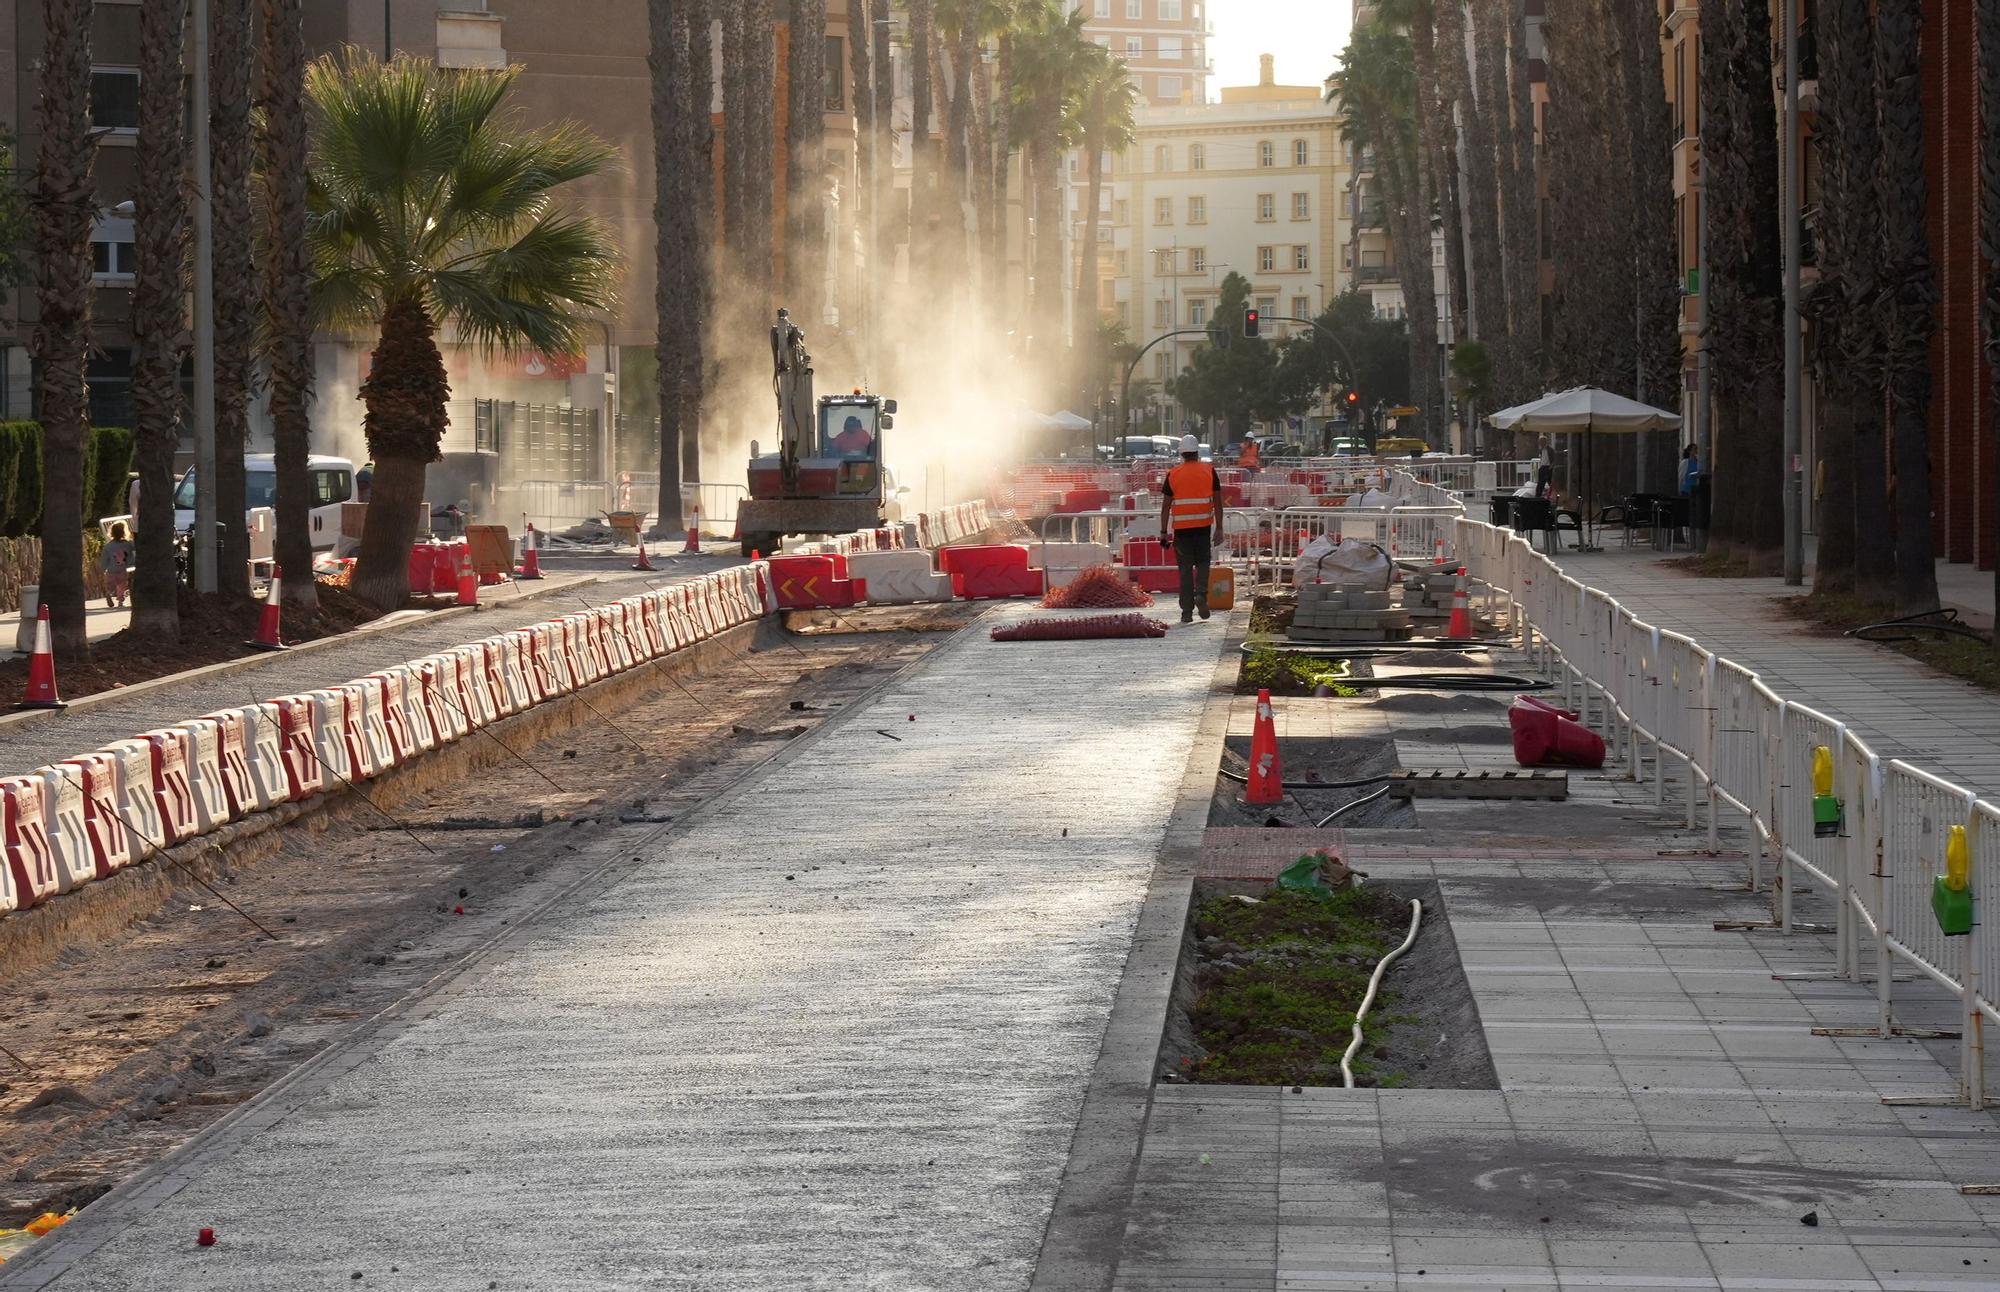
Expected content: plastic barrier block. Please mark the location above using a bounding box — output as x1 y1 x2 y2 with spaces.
0 777 55 909
367 674 415 763
496 636 533 713
276 696 331 800
332 684 384 780
847 550 952 604
176 718 233 834
444 648 485 731
415 657 462 744
521 627 556 698
562 616 599 685
31 767 92 894
101 739 168 857
397 664 440 753
546 621 581 692
232 703 289 811
203 710 259 817
1508 696 1606 769
59 754 131 878
600 606 634 672
141 730 200 845
637 595 668 655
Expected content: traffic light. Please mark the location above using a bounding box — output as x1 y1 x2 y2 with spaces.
1243 307 1260 338
1346 390 1360 405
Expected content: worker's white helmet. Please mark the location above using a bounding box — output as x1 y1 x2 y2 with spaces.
1178 434 1200 454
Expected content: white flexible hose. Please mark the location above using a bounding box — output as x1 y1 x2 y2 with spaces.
1341 898 1423 1089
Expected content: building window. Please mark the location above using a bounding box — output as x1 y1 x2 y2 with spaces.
1114 199 1129 225
1258 295 1277 317
1189 246 1206 272
1126 0 1142 16
1189 143 1205 170
1154 144 1170 171
87 349 133 426
1256 193 1275 222
1126 37 1142 56
90 68 140 133
1293 138 1309 166
1155 351 1169 378
1187 194 1205 223
1154 298 1171 328
1257 246 1274 272
1155 248 1175 275
1292 295 1311 318
1293 245 1310 270
1291 192 1310 220
823 37 845 109
1159 35 1183 59
1158 75 1181 100
1189 300 1206 326
1115 249 1129 274
1154 196 1172 225
91 216 135 281
1095 0 1110 14
1258 140 1275 167
1161 0 1182 16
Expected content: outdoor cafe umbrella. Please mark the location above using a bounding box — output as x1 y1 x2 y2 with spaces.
1486 387 1682 549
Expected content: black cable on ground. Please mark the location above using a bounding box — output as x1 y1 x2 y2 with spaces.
1314 786 1390 827
1846 608 1992 646
1237 641 1493 659
1334 672 1549 692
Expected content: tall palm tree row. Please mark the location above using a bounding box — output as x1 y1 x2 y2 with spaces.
1498 0 1542 408
1979 0 2000 624
211 0 256 599
650 0 700 536
1008 2 1089 365
258 0 318 615
1424 0 1470 337
307 55 621 609
31 0 95 656
1073 43 1136 382
132 0 188 641
907 0 937 283
1458 0 1508 352
785 0 828 330
1543 4 1624 396
1875 0 1940 615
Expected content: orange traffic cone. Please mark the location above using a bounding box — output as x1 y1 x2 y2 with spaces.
246 567 288 651
1434 535 1447 566
632 533 657 572
1245 687 1283 805
1447 566 1473 638
518 524 544 579
683 507 701 554
17 604 64 710
456 559 479 607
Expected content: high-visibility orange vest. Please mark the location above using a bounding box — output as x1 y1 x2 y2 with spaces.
1166 461 1219 530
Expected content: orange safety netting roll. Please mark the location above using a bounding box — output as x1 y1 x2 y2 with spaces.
1038 564 1156 610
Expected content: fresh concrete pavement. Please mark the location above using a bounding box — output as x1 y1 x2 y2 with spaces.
0 603 1229 1291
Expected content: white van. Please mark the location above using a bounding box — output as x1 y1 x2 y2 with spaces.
171 454 356 552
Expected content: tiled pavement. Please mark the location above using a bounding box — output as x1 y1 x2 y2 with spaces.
1544 544 2000 797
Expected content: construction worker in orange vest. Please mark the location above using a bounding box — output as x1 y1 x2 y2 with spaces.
1158 434 1223 624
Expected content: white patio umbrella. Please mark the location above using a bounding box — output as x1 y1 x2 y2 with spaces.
1043 409 1094 432
1487 387 1682 548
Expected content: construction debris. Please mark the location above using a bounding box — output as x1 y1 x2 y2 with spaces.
1288 584 1413 644
991 613 1170 641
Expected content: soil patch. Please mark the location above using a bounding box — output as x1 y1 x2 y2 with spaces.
1212 734 1416 830
0 582 390 701
1777 590 2000 693
1157 878 1496 1090
1236 644 1362 696
1248 592 1294 636
1370 693 1507 716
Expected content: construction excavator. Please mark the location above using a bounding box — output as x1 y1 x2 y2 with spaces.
737 308 899 557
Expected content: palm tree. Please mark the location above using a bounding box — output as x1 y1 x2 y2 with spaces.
907 0 936 283
132 0 188 641
650 0 693 536
684 0 713 495
1330 24 1442 444
211 0 255 599
1461 0 1507 347
1876 0 1939 615
258 0 318 615
784 0 827 328
31 0 95 656
1500 0 1541 407
1806 0 1885 600
1422 0 1470 336
1008 2 1090 366
306 54 621 609
1979 0 2000 626
939 0 983 267
1074 47 1136 358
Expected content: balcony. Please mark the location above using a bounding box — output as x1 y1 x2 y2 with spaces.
1354 203 1387 230
1354 263 1396 285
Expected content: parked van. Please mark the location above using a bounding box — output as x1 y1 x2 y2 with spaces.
171 454 356 552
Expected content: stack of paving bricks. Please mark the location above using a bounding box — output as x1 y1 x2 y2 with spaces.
1288 583 1412 643
1400 565 1461 624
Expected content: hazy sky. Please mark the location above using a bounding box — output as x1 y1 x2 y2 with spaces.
1205 0 1352 99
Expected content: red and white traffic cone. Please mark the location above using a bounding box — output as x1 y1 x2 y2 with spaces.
683 506 701 554
1447 566 1473 638
1434 534 1448 566
632 533 657 572
1245 688 1283 805
17 604 64 710
246 566 288 651
517 524 544 579
456 559 479 607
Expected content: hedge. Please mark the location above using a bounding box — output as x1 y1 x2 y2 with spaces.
0 422 134 537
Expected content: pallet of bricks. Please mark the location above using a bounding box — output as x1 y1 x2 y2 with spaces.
1290 581 1412 643
1400 565 1459 625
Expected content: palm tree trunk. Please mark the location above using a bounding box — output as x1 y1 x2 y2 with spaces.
1428 0 1471 338
1461 0 1507 347
968 47 994 294
1980 0 2000 627
989 32 1014 301
686 0 712 490
1502 0 1541 409
650 0 689 535
32 0 95 657
350 295 449 610
871 0 894 285
1383 143 1441 444
133 0 188 642
785 0 827 327
946 15 977 267
211 0 254 599
908 0 935 284
1877 0 1939 614
258 0 317 615
745 0 777 305
1077 142 1104 356
722 0 749 263
1031 132 1066 364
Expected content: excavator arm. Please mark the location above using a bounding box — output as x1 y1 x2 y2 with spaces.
770 309 817 491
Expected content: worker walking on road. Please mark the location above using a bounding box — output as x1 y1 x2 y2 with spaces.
1160 434 1223 624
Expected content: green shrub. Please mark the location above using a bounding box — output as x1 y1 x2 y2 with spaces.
83 425 134 524
0 422 39 538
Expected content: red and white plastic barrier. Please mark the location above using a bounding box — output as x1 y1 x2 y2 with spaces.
33 767 93 894
60 753 132 879
1 775 61 908
142 730 201 845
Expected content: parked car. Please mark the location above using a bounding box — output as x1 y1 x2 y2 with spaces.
1096 435 1179 460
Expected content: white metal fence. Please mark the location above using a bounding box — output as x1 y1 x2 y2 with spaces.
1455 509 1998 1107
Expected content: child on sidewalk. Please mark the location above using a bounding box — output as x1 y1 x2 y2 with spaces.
100 523 133 608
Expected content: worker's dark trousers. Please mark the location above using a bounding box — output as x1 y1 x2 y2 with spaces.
1172 527 1212 616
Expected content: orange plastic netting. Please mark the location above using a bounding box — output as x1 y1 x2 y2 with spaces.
1038 564 1155 609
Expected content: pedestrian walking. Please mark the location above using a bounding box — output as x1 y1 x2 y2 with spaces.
100 523 133 608
1159 434 1223 624
1679 443 1700 496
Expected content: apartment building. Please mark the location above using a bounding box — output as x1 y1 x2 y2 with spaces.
1106 56 1348 424
1079 0 1209 108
